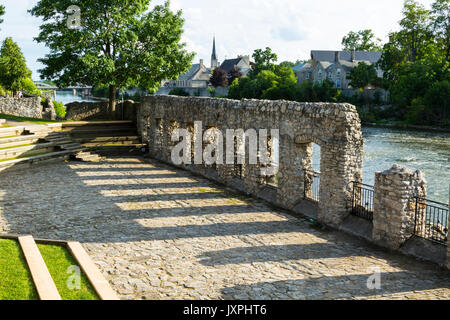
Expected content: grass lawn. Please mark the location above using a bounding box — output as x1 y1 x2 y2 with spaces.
37 244 99 300
0 239 38 300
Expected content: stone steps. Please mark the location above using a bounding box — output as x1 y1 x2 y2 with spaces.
0 120 141 169
0 150 72 172
0 126 27 138
0 134 43 148
74 135 140 144
0 234 118 300
0 142 61 160
61 120 134 128
86 144 146 156
44 131 103 163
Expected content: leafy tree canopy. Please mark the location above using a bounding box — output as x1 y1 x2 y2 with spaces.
341 29 382 51
248 47 278 79
430 0 450 60
30 0 194 113
0 38 32 96
348 62 380 89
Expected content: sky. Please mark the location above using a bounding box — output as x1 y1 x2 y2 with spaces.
0 0 436 80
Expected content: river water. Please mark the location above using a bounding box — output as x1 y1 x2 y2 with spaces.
313 127 450 204
54 91 98 104
55 92 449 203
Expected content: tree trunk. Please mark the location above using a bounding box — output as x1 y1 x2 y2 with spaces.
108 85 117 119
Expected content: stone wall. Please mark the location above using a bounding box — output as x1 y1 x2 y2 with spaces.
0 97 42 119
138 95 364 227
65 100 139 122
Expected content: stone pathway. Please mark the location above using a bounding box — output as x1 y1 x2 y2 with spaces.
0 157 448 300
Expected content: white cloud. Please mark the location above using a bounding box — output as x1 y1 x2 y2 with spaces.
0 0 437 79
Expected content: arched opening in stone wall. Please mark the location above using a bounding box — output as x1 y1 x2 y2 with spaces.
305 143 321 202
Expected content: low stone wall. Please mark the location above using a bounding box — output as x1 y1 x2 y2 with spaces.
65 100 139 122
0 97 42 118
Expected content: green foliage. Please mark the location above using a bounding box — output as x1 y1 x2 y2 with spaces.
430 0 450 60
0 84 6 96
348 62 380 89
169 87 189 96
248 47 278 79
21 78 41 96
208 87 216 97
53 100 66 118
378 0 449 127
0 38 32 95
341 29 382 51
30 0 194 111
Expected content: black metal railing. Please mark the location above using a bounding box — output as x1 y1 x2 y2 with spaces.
414 197 448 245
304 169 320 202
351 182 374 221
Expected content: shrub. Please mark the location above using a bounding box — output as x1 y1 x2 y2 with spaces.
168 87 189 96
52 100 66 118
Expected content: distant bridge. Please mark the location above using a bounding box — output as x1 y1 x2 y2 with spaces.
34 82 93 99
34 82 92 91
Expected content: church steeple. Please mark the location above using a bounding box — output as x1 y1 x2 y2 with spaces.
211 36 218 69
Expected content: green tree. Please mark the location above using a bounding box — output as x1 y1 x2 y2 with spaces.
0 38 32 96
20 78 41 96
30 0 194 115
348 62 380 89
341 29 382 51
430 0 450 60
398 0 433 62
248 47 278 79
389 60 436 110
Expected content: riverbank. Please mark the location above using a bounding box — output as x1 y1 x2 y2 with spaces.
363 122 450 133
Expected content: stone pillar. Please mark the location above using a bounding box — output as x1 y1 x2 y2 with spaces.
372 164 427 250
277 136 312 209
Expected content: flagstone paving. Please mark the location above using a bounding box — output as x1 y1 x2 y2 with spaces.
0 157 448 300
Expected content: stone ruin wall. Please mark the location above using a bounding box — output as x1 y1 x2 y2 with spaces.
138 95 364 227
0 97 42 119
64 100 139 122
